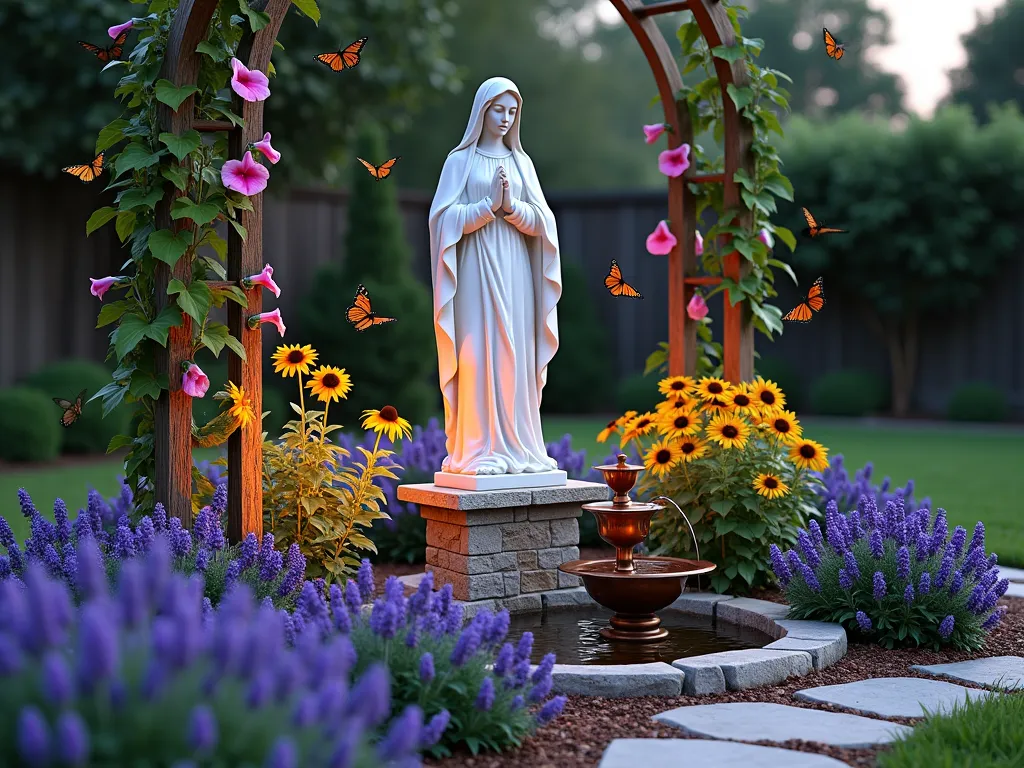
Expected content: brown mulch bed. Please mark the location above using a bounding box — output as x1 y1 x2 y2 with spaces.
430 594 1024 768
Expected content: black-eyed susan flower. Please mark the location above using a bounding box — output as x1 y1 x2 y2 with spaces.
597 417 620 444
644 438 683 478
765 410 802 444
225 381 255 428
695 376 734 402
677 436 709 462
789 438 829 472
271 344 318 378
753 473 790 500
705 412 750 450
658 375 695 399
724 384 757 416
620 412 657 447
748 377 786 412
305 365 352 403
701 396 731 415
656 395 696 415
362 405 412 443
656 408 701 440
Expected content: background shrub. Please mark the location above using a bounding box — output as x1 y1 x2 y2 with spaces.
946 381 1009 422
810 368 888 416
756 355 805 412
615 372 661 414
22 358 131 454
0 387 61 462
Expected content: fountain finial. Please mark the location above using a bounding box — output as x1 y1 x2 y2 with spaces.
594 453 644 506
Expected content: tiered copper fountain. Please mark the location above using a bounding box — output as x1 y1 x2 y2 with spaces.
559 454 715 642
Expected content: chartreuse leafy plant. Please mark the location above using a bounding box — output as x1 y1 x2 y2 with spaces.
84 0 321 515
773 498 1009 650
607 374 822 593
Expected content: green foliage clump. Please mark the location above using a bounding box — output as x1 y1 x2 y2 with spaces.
946 382 1009 423
191 356 288 438
298 122 436 427
23 358 132 454
0 387 61 462
810 369 888 417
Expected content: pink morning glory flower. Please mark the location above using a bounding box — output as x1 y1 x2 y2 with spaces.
89 276 120 301
658 143 691 177
695 230 704 257
253 132 281 164
108 20 133 39
222 151 269 197
645 220 677 256
230 58 271 102
758 228 774 248
687 293 709 321
244 264 281 298
249 308 286 337
643 123 666 145
182 363 210 398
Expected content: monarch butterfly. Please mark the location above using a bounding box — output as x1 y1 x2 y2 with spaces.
62 153 105 183
347 284 396 332
78 30 130 64
782 277 826 323
604 260 643 299
801 206 847 238
357 156 400 181
53 390 87 428
315 37 368 72
823 28 847 60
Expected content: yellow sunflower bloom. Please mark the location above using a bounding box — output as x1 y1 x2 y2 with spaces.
644 438 684 478
790 439 829 472
753 473 790 500
656 408 702 440
677 436 709 463
765 410 803 444
724 384 757 416
658 375 696 399
748 377 786 412
705 412 751 450
617 410 638 426
362 405 413 443
271 344 318 378
695 376 734 402
597 417 620 444
225 381 255 429
305 365 352 403
620 412 657 447
656 395 696 415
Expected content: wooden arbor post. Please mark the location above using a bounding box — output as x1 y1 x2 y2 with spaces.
154 0 290 540
608 0 755 384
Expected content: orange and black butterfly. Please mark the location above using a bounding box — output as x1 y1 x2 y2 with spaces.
315 37 368 72
62 153 105 183
783 277 826 323
347 284 396 332
78 30 130 64
604 260 643 299
822 28 847 60
54 390 87 428
357 156 400 181
801 206 847 238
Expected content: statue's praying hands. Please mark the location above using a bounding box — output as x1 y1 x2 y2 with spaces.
500 167 513 214
489 166 504 212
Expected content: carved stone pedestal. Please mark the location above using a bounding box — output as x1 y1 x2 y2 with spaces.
397 480 609 613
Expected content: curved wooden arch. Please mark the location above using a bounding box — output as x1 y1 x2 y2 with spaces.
608 0 754 383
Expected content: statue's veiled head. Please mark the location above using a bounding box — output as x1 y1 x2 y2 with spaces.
480 91 519 144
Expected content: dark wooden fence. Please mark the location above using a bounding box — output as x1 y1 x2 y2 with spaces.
2 172 1022 416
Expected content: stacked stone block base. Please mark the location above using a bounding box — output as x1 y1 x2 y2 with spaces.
397 480 608 612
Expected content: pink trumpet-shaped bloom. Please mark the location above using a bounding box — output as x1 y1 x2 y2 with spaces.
250 308 286 337
108 20 133 39
643 123 666 145
687 293 709 321
89 276 120 301
695 230 704 257
182 363 211 398
253 132 281 164
244 264 281 298
658 143 691 177
221 151 269 197
645 220 677 256
758 228 774 248
230 57 271 102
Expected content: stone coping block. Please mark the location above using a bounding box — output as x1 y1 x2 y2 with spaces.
716 597 790 639
673 649 812 692
397 479 607 510
911 656 1024 691
544 662 684 697
599 739 850 768
794 677 999 719
668 592 735 616
654 702 913 748
765 637 844 671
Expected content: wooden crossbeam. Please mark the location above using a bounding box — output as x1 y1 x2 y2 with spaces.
688 172 725 184
633 0 691 18
193 119 235 132
684 276 722 285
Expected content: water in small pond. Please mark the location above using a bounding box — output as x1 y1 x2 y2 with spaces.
507 606 774 665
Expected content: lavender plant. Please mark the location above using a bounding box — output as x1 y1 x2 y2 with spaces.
815 454 928 516
771 496 1009 650
0 535 426 767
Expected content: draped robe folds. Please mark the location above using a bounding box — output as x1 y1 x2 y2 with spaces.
428 78 562 475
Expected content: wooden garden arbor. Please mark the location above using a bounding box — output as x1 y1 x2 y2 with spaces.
608 0 755 382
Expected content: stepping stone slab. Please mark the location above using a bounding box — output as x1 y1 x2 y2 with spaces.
673 649 812 695
998 566 1024 583
549 662 684 697
599 738 850 768
653 702 913 748
1006 582 1024 599
912 656 1024 691
794 677 998 718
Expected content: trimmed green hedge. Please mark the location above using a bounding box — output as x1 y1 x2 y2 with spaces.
0 387 61 462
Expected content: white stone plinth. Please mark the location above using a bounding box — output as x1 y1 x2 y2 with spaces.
433 469 567 491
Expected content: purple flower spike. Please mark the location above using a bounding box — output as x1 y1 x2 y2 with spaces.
263 737 297 768
938 615 955 639
799 563 821 592
838 568 854 591
843 550 860 581
896 546 910 580
968 521 985 553
475 677 496 711
419 651 435 684
869 528 884 559
536 695 567 725
450 623 483 666
873 571 887 601
348 663 391 729
769 544 791 585
785 549 804 576
982 606 1007 630
515 631 534 663
808 520 824 547
948 526 967 558
420 709 452 749
918 571 931 595
356 559 375 602
377 704 424 761
42 651 73 707
55 711 90 766
187 705 218 753
797 530 821 569
903 584 915 604
17 706 50 766
949 570 964 596
493 642 514 677
855 611 872 631
935 553 954 589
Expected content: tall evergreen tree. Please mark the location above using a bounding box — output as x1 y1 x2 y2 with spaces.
298 122 437 427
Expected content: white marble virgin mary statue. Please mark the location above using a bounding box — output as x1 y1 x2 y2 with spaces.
428 77 564 486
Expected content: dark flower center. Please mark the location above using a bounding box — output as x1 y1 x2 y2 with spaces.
605 419 617 429
681 442 695 454
760 391 776 405
799 444 816 459
636 419 651 430
674 416 690 429
708 382 724 394
380 405 399 422
287 350 304 363
763 476 779 489
322 373 340 388
773 419 790 433
733 393 750 407
722 425 738 438
655 449 672 464
670 380 686 391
